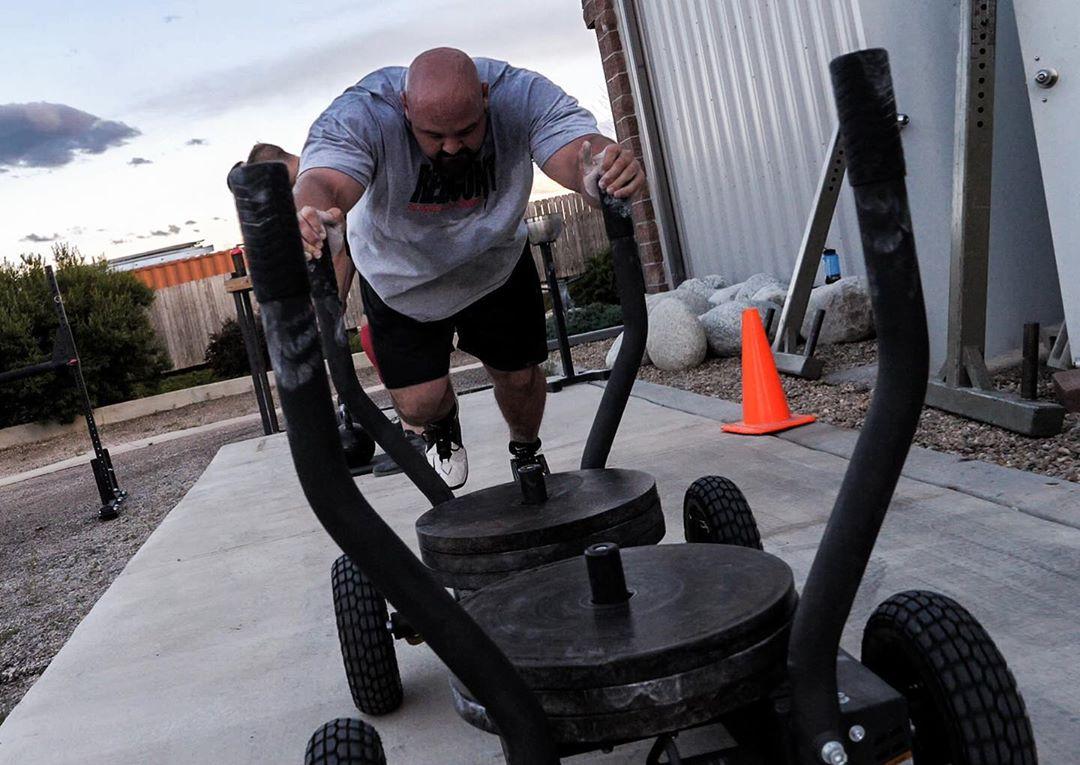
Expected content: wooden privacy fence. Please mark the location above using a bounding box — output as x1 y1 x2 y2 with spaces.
147 272 366 371
147 193 602 369
147 275 236 370
525 192 608 278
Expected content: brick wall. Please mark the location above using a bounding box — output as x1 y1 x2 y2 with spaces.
583 0 671 293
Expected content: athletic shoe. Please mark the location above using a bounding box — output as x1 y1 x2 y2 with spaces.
371 429 426 477
424 406 468 489
509 438 550 481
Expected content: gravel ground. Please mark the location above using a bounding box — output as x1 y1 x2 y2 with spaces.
0 419 265 724
0 353 490 723
559 339 1079 484
0 351 484 479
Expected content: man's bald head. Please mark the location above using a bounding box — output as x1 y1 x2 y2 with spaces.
403 48 489 172
404 48 484 123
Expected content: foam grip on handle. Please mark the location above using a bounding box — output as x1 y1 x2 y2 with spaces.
829 49 905 187
228 161 309 304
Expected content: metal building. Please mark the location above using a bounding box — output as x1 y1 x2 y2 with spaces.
615 0 1074 369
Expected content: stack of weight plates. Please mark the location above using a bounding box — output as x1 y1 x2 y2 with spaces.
415 469 665 592
450 544 797 745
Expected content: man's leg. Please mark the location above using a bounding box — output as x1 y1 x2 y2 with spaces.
389 376 456 433
455 245 551 474
486 364 546 443
357 273 466 487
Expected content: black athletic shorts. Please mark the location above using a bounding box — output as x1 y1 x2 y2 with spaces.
358 245 549 389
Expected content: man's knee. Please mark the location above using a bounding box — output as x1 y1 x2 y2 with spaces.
490 365 540 394
390 378 452 425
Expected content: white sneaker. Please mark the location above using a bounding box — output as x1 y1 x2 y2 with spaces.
423 408 468 489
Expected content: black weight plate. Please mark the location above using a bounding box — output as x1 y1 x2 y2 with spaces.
426 521 667 590
420 503 665 575
460 544 796 689
450 623 789 745
416 469 658 555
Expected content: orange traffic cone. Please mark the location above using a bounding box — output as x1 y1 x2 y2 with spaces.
722 308 816 435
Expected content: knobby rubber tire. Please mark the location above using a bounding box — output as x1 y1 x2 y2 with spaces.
862 590 1037 765
682 475 763 550
332 555 403 715
305 718 386 765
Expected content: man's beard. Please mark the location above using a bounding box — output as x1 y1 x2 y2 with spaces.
433 147 478 181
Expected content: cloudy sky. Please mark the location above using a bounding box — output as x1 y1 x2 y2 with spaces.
0 0 613 264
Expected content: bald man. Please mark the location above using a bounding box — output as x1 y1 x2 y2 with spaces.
295 48 645 489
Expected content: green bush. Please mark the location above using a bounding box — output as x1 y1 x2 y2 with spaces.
204 317 268 379
153 368 219 395
546 302 622 340
0 244 168 427
568 248 617 306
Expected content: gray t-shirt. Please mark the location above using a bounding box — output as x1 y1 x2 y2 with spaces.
300 58 599 321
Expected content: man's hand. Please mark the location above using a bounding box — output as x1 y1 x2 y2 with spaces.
297 206 345 260
578 140 645 201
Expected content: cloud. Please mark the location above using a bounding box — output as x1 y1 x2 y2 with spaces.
128 156 152 166
21 232 60 242
148 224 181 237
185 138 207 146
164 15 182 23
67 226 85 235
168 224 180 234
149 230 168 237
212 216 225 221
0 168 8 174
111 239 127 245
0 102 139 168
184 219 196 225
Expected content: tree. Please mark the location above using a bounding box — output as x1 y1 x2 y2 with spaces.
0 244 169 427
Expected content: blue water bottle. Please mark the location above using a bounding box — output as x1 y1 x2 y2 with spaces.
823 248 842 284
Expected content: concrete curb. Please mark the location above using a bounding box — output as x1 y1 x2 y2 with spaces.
622 379 1080 530
0 352 374 451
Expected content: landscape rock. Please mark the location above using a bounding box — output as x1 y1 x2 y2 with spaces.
645 291 672 314
709 283 744 306
700 299 780 356
699 274 728 290
668 288 712 316
676 278 716 300
700 301 751 357
736 273 783 302
752 282 788 309
606 330 651 368
800 277 875 344
646 299 707 371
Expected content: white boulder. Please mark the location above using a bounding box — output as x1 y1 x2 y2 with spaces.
668 288 712 316
708 283 744 306
646 299 708 371
605 331 651 368
677 277 718 300
800 277 875 344
736 273 783 302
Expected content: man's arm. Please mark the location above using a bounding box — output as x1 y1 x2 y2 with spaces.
334 248 356 306
294 167 365 258
540 134 646 207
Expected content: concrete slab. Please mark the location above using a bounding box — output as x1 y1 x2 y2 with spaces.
1 385 1078 764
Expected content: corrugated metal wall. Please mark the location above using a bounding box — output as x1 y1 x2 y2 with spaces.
634 0 866 284
632 0 1065 367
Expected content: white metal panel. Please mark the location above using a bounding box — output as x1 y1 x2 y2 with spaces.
858 0 1063 367
1012 0 1080 366
634 0 866 285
